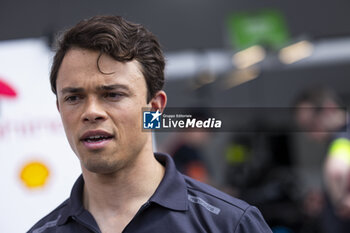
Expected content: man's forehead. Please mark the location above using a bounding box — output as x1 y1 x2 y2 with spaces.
58 49 145 83
62 48 143 74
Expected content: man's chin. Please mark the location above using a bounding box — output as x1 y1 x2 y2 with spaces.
82 159 123 174
310 132 330 142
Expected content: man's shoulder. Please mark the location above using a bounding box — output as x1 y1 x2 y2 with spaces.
27 199 69 233
183 175 249 213
183 175 272 232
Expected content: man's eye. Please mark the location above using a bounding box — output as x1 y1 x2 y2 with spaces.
104 92 123 100
65 95 81 103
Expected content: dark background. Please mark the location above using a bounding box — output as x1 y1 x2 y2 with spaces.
1 0 349 51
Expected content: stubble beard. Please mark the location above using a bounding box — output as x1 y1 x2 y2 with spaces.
80 149 138 175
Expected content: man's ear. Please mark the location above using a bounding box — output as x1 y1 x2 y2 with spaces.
150 90 167 113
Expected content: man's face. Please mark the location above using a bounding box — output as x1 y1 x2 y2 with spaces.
56 48 153 174
295 101 329 141
295 102 315 131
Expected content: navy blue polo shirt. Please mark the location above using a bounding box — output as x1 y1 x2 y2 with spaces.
27 153 272 233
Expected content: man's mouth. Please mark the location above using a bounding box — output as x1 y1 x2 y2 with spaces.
83 135 113 143
80 130 114 150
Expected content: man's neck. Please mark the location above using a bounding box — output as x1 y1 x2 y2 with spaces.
81 151 165 232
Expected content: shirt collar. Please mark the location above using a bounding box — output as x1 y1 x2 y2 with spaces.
57 152 188 226
57 174 85 225
149 152 188 211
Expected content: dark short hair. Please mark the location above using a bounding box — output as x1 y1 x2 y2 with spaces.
292 86 343 108
50 15 165 102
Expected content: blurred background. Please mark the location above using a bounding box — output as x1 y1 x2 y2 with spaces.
1 0 350 232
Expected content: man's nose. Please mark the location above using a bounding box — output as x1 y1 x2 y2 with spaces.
81 98 107 123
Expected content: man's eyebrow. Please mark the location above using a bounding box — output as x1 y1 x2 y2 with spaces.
98 84 130 91
60 87 84 95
